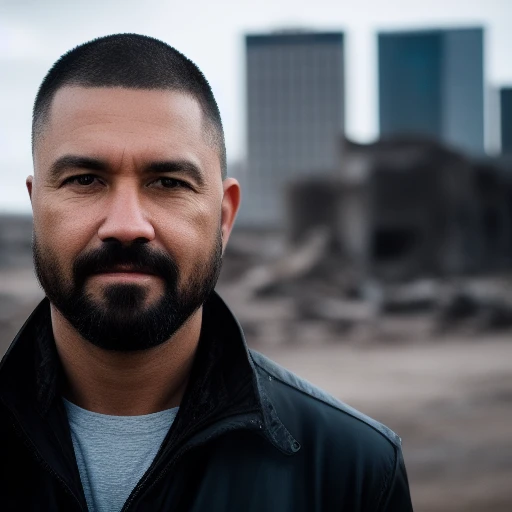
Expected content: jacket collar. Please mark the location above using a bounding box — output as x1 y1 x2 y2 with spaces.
0 291 298 459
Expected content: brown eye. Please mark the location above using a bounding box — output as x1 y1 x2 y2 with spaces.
157 178 186 189
65 174 97 186
75 175 95 186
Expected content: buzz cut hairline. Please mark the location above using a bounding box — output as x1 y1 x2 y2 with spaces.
32 33 227 179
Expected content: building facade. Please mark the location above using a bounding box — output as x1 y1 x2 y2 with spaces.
239 31 345 227
378 28 484 155
501 87 512 154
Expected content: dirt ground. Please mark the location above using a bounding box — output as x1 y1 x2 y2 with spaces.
255 337 512 512
1 260 512 511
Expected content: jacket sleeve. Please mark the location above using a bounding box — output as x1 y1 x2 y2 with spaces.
378 448 414 511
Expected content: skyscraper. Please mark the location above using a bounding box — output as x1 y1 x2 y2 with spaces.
240 31 345 227
501 87 512 154
378 28 484 155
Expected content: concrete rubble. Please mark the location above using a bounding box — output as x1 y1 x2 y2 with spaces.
220 135 512 344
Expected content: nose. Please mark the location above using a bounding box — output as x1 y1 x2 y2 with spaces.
97 184 155 244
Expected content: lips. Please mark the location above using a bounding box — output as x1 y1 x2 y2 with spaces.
93 264 157 276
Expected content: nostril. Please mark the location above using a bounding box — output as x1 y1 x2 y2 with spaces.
97 205 156 244
102 237 149 247
103 237 120 244
133 237 150 244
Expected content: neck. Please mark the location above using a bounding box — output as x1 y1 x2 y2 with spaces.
50 305 202 416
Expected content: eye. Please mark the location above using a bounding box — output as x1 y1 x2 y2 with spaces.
64 174 98 186
152 177 188 189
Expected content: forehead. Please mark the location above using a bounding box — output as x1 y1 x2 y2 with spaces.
35 86 216 171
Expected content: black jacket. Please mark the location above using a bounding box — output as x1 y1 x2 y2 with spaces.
0 292 413 511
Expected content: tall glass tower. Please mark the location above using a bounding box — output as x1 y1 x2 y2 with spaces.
378 28 484 155
501 87 512 154
240 31 345 227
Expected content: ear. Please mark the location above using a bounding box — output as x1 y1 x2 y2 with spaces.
220 178 241 253
26 175 34 203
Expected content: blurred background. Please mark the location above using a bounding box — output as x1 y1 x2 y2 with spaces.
1 1 512 510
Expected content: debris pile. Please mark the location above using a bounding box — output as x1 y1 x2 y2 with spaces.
219 229 512 345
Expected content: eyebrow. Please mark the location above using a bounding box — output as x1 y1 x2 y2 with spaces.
48 155 205 187
145 160 205 187
49 155 108 182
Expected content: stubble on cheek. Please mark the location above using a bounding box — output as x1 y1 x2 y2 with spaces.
33 233 67 293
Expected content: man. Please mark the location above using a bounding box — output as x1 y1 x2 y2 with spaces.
0 34 413 511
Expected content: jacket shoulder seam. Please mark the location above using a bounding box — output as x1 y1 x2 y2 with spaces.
250 350 401 448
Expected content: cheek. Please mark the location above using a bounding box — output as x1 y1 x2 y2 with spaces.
32 195 97 273
152 199 220 269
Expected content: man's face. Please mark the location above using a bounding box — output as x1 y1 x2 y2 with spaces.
28 87 239 351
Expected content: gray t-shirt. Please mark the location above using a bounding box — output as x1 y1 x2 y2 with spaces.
64 399 178 512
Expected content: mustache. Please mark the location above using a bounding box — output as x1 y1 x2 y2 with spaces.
72 242 179 287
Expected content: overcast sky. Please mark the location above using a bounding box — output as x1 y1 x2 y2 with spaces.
1 0 511 212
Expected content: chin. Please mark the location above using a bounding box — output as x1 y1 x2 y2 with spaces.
94 283 151 310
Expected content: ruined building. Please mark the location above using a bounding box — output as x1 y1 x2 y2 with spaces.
286 136 512 286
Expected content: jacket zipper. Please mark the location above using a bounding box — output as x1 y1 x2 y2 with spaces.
120 409 262 512
9 416 86 511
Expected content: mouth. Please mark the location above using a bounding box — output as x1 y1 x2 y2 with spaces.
94 264 156 275
90 265 159 282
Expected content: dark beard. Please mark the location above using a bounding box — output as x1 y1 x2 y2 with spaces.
33 233 222 352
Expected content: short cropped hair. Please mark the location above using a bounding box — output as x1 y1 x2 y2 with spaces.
32 33 226 178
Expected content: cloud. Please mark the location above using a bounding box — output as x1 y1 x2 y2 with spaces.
0 20 52 60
